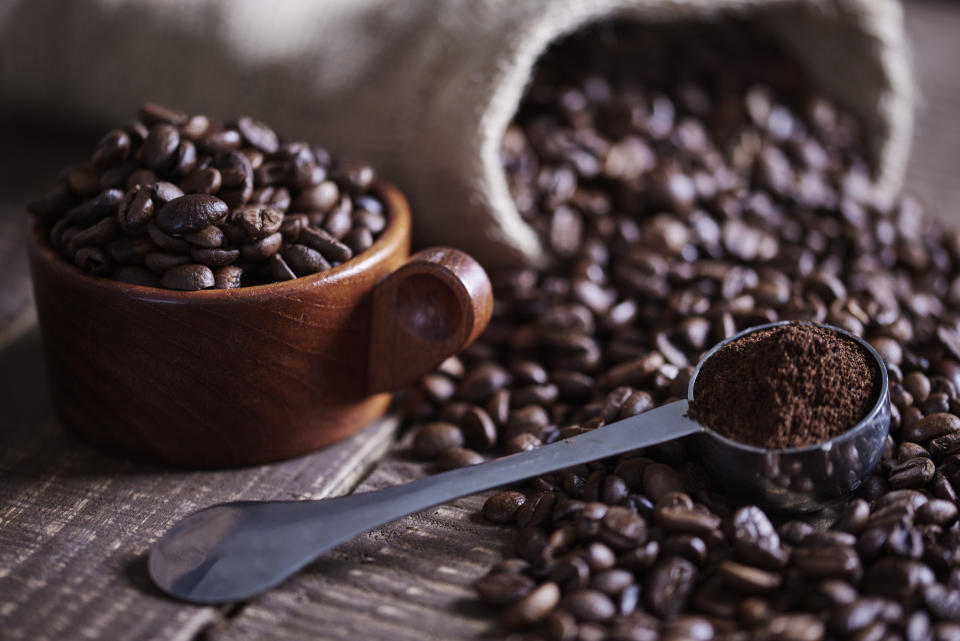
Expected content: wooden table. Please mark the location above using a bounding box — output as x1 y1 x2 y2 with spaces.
2 2 958 639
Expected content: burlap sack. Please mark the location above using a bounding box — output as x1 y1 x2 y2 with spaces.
0 0 912 267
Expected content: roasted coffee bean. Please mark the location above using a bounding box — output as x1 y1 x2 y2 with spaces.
74 246 111 275
236 116 279 153
436 447 483 471
463 406 498 450
642 463 684 502
200 129 243 155
190 247 239 268
660 534 708 565
172 140 198 177
889 457 936 489
716 560 781 594
655 505 721 538
153 181 185 204
183 225 224 248
144 252 190 273
180 168 222 195
420 374 456 404
918 499 959 526
802 530 857 547
543 610 578 641
599 506 647 550
779 520 815 545
502 582 560 628
560 589 616 622
336 162 376 194
829 597 902 637
484 491 526 524
905 413 960 444
412 422 464 458
732 506 788 569
67 188 124 227
833 499 871 534
930 432 960 460
900 442 932 461
281 244 330 276
107 236 156 265
459 364 511 402
299 226 354 263
145 220 191 255
92 129 131 169
160 264 214 291
549 556 590 593
323 196 353 239
590 569 634 595
924 584 960 620
792 545 861 579
601 475 629 505
138 102 188 126
213 265 243 289
72 217 119 248
155 195 229 235
864 557 935 599
142 123 180 171
760 614 825 641
113 266 160 287
240 232 283 261
506 405 551 440
343 227 374 254
476 570 535 607
267 254 296 281
239 206 284 240
645 557 697 619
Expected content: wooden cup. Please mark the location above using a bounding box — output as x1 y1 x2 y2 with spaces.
27 183 493 468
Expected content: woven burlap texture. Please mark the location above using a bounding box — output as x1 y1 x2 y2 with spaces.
0 0 913 267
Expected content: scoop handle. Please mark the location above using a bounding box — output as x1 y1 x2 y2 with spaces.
149 400 701 603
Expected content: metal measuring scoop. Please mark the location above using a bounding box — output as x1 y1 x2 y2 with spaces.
149 320 890 603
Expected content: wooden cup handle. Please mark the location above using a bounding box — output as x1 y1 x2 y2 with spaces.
368 247 493 395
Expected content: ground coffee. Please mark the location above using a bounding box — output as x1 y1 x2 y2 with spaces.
689 324 881 449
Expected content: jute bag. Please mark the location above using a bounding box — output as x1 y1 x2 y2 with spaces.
0 0 912 267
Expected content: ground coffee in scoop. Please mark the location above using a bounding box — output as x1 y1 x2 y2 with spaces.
689 324 880 449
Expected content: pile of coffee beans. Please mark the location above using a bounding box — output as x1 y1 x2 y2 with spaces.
29 103 385 289
398 20 960 638
689 324 881 449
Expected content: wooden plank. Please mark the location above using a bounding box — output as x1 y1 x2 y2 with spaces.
207 444 514 641
0 328 399 641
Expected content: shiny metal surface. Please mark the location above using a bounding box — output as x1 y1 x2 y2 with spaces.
149 321 890 603
150 401 703 603
692 321 891 512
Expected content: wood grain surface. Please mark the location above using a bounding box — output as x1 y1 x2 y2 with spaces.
0 329 399 641
204 448 513 641
0 2 958 640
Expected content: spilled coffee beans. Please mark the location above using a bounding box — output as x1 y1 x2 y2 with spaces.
396 18 960 638
29 104 386 289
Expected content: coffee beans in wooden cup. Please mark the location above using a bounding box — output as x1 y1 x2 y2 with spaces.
28 116 494 467
388 20 960 636
29 104 392 290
